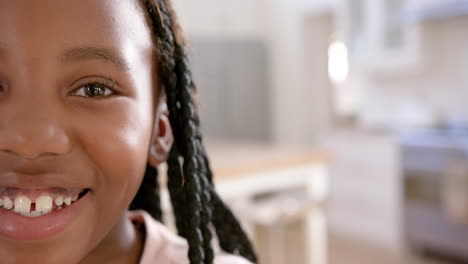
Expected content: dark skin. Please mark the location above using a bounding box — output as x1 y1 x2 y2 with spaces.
0 0 173 263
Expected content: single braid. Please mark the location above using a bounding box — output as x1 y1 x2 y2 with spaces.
196 142 214 264
143 1 207 263
131 0 258 263
197 141 257 262
165 146 187 236
175 49 214 264
173 44 209 264
196 145 257 263
211 191 257 262
129 165 162 222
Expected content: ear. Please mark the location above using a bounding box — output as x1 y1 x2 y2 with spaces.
148 102 174 167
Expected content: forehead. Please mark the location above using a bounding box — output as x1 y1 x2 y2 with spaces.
0 0 152 62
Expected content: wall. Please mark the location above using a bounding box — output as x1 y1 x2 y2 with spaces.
266 0 335 145
172 0 267 39
360 15 468 128
172 0 338 145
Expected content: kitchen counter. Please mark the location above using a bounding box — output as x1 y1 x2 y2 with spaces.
203 141 331 202
206 140 332 181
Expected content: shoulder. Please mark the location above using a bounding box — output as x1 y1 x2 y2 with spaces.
129 210 253 264
215 254 253 264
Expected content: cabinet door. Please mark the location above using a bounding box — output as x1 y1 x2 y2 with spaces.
342 0 421 73
190 39 272 141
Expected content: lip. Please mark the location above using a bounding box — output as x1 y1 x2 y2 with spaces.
0 190 91 240
0 175 90 191
0 187 84 200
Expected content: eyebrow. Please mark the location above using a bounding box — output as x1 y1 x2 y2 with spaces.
60 47 130 73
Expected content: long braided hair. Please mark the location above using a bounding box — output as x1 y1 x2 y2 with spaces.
128 1 257 263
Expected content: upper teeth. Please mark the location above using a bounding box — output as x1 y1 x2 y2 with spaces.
14 196 32 213
36 196 53 213
4 197 13 210
55 196 64 206
0 194 80 218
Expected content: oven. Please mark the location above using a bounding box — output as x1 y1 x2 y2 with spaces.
400 130 468 261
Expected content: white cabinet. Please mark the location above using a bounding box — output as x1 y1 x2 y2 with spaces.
338 0 422 74
321 131 403 250
405 0 468 22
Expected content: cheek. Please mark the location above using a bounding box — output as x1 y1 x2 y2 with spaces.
74 99 153 211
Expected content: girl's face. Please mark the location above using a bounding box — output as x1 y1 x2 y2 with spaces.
0 0 161 262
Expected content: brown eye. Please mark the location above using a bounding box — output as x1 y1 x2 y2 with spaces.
73 83 114 98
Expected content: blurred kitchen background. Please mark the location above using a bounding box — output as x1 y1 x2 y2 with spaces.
170 0 468 263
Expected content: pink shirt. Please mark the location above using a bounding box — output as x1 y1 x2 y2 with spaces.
129 210 252 264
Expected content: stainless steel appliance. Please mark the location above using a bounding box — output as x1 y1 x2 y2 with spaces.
400 129 468 261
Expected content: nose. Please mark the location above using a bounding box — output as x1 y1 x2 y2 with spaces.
0 102 72 159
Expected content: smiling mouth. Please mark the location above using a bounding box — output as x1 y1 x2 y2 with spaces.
0 186 92 241
0 188 90 218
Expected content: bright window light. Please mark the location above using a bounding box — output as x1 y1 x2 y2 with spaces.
328 40 349 84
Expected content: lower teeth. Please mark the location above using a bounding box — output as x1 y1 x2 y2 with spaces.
20 211 44 218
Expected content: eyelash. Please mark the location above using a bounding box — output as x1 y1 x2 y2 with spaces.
71 77 118 99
